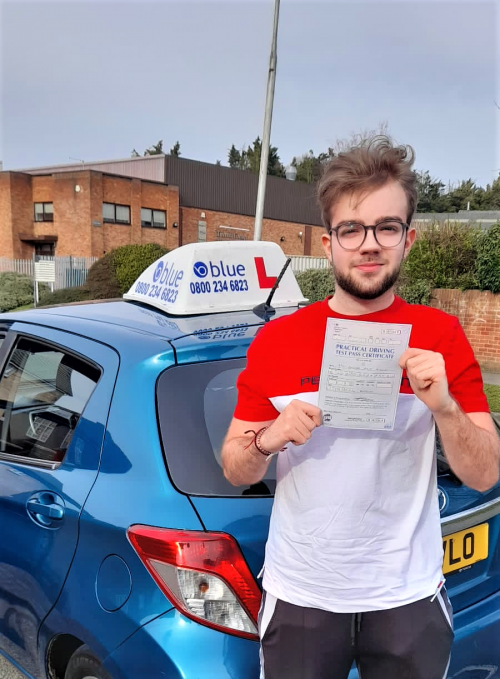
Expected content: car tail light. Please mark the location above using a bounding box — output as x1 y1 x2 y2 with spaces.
127 525 261 640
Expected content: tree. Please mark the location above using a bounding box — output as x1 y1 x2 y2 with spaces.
481 175 500 210
228 138 284 177
247 137 284 177
215 160 221 166
131 149 140 158
228 144 242 168
144 140 164 156
169 141 181 157
292 150 332 184
442 179 484 212
415 171 446 212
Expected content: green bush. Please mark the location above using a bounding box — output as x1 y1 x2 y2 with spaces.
295 268 334 304
0 272 48 312
84 243 169 299
396 278 433 305
403 222 482 292
113 243 169 293
39 286 91 306
477 222 500 293
84 253 122 300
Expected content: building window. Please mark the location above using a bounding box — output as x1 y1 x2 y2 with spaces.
141 208 166 229
102 202 130 224
34 203 53 222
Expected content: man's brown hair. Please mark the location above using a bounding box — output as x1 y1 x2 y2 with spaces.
317 136 417 229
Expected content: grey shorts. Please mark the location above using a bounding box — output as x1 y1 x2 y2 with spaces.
258 589 454 679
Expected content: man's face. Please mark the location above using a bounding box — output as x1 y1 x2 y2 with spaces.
321 181 416 300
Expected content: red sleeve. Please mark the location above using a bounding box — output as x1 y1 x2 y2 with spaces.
445 318 489 413
233 325 280 422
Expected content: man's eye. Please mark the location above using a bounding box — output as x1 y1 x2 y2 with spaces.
378 222 401 232
339 224 363 236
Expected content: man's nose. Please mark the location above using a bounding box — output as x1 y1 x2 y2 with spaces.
359 228 381 253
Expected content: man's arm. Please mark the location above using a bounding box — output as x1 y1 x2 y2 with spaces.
434 406 499 492
400 348 500 493
221 417 277 487
222 400 323 487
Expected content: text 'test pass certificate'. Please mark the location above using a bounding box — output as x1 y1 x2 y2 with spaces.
318 319 412 431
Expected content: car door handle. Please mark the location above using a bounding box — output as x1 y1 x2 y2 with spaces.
27 499 64 520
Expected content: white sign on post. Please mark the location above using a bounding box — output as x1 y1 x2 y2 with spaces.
34 258 56 305
34 260 56 283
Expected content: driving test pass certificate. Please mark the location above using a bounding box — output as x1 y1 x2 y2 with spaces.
318 319 412 431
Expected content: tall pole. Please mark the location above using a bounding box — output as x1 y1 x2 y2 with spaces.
254 0 280 241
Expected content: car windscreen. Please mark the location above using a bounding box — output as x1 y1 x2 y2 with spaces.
156 358 276 497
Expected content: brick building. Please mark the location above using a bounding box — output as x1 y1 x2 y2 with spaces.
0 155 326 259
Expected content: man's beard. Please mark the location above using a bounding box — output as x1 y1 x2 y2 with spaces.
333 261 402 300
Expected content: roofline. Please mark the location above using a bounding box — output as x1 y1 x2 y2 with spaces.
1 167 171 188
10 154 167 174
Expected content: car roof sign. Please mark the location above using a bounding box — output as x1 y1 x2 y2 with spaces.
123 241 308 316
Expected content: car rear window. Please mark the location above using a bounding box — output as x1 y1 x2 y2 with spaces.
156 359 276 497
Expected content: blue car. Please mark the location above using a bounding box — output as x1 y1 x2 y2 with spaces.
0 242 499 679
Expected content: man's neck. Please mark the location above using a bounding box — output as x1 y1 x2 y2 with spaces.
328 287 396 316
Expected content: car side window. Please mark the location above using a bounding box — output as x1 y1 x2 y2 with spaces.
0 337 101 464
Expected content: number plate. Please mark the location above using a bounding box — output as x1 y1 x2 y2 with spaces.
442 523 489 575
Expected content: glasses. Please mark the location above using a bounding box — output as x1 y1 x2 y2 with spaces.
329 219 409 251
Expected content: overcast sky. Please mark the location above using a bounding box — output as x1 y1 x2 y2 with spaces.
1 0 499 188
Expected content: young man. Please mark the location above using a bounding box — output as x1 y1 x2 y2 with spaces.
221 137 500 679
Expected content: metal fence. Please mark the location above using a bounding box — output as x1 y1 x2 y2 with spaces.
0 256 98 290
289 255 329 273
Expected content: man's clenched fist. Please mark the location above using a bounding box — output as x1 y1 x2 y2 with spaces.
260 400 323 453
399 348 454 414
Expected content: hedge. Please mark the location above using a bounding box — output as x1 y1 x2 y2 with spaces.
39 286 91 306
477 222 500 294
295 268 333 304
85 243 169 299
0 272 48 312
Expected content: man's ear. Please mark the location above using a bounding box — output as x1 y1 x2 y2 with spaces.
403 227 417 259
321 232 332 262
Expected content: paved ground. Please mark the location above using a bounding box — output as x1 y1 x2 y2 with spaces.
0 654 24 679
484 372 500 386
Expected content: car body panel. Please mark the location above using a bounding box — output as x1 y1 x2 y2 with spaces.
190 497 274 579
103 607 260 679
0 322 119 676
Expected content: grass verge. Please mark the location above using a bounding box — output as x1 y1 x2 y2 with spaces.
484 384 500 413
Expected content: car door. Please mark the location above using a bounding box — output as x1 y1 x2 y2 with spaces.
0 322 118 676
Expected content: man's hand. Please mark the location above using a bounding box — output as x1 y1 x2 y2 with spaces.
260 399 323 453
399 348 454 414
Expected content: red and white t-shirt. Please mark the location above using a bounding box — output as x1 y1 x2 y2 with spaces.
235 296 488 612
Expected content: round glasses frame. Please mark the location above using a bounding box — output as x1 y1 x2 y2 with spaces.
329 220 410 251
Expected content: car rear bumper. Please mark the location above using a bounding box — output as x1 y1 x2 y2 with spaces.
103 592 500 679
103 608 260 679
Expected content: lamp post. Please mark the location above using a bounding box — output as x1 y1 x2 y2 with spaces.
253 0 280 241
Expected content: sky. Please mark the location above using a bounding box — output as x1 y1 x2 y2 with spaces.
1 0 499 188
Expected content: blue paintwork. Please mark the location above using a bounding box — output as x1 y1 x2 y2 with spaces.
96 556 132 612
0 299 499 679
